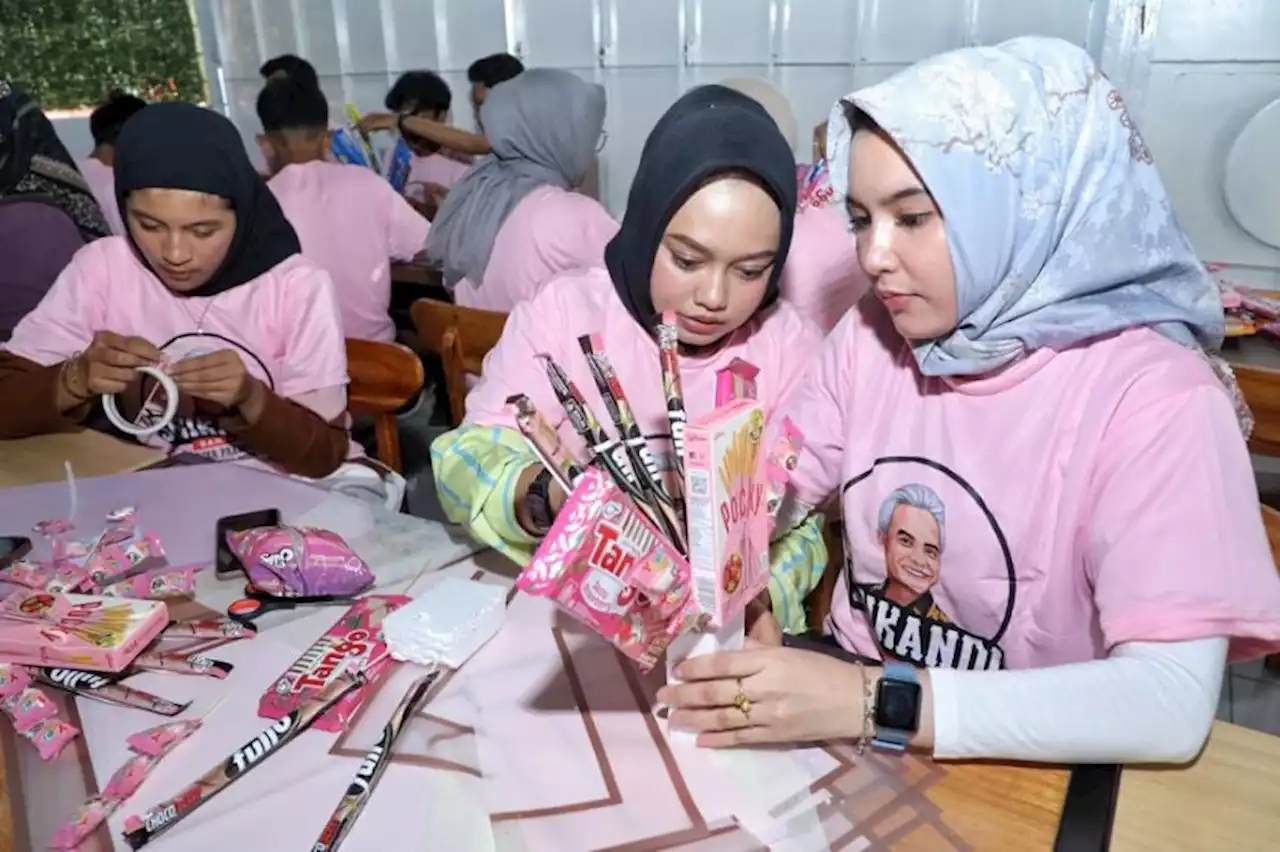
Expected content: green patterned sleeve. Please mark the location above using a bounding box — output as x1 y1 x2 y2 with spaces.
430 423 542 565
766 512 829 634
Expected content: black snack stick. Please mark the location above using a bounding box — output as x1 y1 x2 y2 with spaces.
578 333 687 551
310 670 443 852
34 667 190 716
121 673 364 849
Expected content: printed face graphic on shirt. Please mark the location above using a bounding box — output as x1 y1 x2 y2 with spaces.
845 461 1013 671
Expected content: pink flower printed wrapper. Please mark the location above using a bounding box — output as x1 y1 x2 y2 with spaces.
0 558 51 589
2 685 57 733
50 717 201 848
0 663 31 699
127 719 202 757
519 467 699 671
100 564 198 600
763 416 805 525
23 717 78 761
226 526 373 598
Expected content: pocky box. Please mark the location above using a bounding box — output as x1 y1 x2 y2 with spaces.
519 468 699 671
682 400 770 628
259 596 409 732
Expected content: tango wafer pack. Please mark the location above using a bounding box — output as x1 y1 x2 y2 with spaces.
259 596 408 732
519 467 699 671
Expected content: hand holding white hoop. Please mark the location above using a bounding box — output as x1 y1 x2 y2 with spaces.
102 365 180 438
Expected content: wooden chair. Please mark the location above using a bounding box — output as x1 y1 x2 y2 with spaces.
410 298 508 425
345 338 425 473
1233 363 1280 671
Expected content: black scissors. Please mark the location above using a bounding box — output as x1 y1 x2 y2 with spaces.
227 583 358 624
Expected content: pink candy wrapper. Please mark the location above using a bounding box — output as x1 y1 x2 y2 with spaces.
763 417 805 523
22 717 78 761
520 467 699 671
713 358 759 407
0 558 51 589
227 526 373 598
100 564 198 600
127 719 202 757
0 662 31 699
2 685 57 733
259 596 407 732
49 718 201 849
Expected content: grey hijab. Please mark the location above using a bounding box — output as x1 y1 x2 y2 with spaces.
426 68 606 289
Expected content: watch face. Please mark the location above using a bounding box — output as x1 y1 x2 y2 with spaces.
875 679 922 732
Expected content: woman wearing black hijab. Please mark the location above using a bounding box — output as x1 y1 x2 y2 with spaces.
431 86 828 637
0 102 353 478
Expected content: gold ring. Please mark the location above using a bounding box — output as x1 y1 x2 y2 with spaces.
732 680 752 719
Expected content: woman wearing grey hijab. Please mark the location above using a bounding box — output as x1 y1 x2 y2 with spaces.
426 68 617 313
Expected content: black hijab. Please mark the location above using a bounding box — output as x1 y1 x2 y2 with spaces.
0 80 111 241
604 85 797 329
113 101 300 298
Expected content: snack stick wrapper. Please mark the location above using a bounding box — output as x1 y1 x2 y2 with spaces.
657 313 689 490
133 648 233 679
162 615 257 640
682 400 771 629
100 564 198 600
259 596 408 732
508 393 584 491
128 719 203 757
714 358 760 407
519 467 700 671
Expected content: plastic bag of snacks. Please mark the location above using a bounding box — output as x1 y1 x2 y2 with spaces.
225 526 374 598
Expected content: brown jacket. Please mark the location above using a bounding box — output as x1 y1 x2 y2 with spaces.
0 352 349 478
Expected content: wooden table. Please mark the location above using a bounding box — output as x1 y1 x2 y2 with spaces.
0 430 161 488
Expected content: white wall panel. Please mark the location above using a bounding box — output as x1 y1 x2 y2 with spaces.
776 0 858 66
435 0 509 72
339 0 392 76
858 0 970 63
296 0 342 76
519 0 600 68
601 0 682 68
972 0 1098 49
384 0 440 71
685 0 774 67
1154 0 1280 63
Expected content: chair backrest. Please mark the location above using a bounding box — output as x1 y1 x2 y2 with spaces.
0 197 86 341
410 298 508 424
344 338 424 472
1235 363 1280 457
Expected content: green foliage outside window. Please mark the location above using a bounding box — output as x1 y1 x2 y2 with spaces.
0 0 207 111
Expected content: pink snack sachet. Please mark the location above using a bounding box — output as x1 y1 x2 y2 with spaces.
1 685 57 733
226 526 374 598
259 596 408 732
519 467 699 671
713 358 760 407
0 662 31 699
100 564 198 600
49 718 201 849
22 717 78 761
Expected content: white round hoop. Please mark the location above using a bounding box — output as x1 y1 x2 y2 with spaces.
102 365 179 438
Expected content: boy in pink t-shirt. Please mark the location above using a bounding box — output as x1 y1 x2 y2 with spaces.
259 78 429 342
432 85 828 633
658 39 1280 766
78 92 147 236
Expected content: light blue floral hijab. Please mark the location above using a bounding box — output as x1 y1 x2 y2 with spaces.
827 37 1234 389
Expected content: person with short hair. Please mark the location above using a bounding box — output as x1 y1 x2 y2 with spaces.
80 91 147 235
466 52 525 124
384 70 470 205
258 78 429 343
259 53 319 89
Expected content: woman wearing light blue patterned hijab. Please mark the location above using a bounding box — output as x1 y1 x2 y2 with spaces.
827 37 1231 381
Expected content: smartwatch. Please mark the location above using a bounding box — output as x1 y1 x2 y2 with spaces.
871 661 922 753
523 468 555 535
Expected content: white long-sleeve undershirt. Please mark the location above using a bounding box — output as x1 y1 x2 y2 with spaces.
928 637 1227 763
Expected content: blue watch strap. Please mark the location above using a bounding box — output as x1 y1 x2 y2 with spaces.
872 661 920 753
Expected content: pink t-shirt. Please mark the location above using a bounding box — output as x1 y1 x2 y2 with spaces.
269 161 430 342
3 237 351 463
782 301 1280 670
453 186 620 314
465 266 822 470
405 153 470 199
78 158 124 236
781 202 867 334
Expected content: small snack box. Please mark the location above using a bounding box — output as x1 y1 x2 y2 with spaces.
0 590 168 672
681 400 771 629
518 467 699 672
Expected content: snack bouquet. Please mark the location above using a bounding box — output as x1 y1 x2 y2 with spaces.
515 313 804 671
